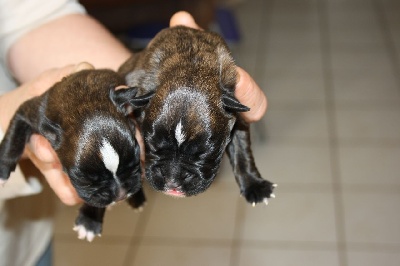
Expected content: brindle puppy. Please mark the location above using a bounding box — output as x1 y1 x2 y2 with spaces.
119 26 276 205
0 69 148 241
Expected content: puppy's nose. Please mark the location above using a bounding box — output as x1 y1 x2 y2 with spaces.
164 179 185 197
115 188 127 201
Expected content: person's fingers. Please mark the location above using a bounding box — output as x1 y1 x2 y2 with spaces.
170 11 201 29
235 67 267 123
47 62 94 86
29 62 95 98
135 126 145 167
28 135 56 163
42 167 82 206
24 144 82 205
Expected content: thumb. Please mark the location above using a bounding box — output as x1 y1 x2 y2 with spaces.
170 11 201 29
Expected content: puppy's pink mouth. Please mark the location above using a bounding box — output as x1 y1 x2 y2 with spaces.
164 189 186 198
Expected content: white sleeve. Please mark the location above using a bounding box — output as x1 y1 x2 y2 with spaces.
0 0 87 63
0 128 42 200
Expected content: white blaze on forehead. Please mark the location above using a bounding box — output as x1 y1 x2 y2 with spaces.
100 138 119 176
175 120 186 146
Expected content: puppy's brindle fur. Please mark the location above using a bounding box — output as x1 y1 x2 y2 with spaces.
0 70 147 241
119 26 276 204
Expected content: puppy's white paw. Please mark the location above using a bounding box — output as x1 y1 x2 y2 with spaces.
134 206 144 213
73 224 100 242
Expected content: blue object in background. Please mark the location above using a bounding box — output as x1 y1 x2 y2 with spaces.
215 7 241 43
123 6 241 49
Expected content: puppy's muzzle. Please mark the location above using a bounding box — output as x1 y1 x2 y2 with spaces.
164 179 185 197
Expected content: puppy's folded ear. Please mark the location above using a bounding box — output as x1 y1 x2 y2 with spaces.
110 87 138 115
222 94 250 113
40 118 63 149
110 87 154 115
129 91 155 107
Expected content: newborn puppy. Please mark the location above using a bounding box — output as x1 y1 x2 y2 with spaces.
0 69 147 241
119 26 276 205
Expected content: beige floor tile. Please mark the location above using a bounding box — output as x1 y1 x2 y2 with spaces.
141 182 239 240
241 188 337 242
260 108 329 142
332 71 400 105
331 49 392 74
54 241 129 266
238 247 340 266
342 191 400 244
253 141 332 185
264 47 323 72
130 244 231 266
263 70 325 105
335 108 400 141
347 250 400 266
339 144 400 185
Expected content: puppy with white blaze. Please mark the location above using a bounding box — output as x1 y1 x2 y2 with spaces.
0 69 149 241
119 26 277 205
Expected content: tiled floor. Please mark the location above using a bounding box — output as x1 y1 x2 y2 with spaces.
53 0 400 265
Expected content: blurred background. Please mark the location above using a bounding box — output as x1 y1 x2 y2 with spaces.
53 0 400 265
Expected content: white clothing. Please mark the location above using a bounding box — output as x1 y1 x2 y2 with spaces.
0 1 86 265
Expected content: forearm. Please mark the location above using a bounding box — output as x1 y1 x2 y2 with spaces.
8 14 131 83
0 88 25 132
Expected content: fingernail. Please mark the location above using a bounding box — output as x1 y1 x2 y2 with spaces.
73 62 94 72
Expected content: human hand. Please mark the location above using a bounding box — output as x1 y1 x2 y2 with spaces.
169 11 267 122
0 62 94 205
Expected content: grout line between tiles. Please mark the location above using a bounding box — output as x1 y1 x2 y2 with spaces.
317 1 348 266
229 197 246 266
373 0 400 92
230 1 275 265
121 193 156 266
250 0 275 144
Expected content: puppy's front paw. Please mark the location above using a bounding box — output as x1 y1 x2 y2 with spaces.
241 179 277 206
0 177 7 186
127 189 146 212
0 162 13 185
74 214 102 242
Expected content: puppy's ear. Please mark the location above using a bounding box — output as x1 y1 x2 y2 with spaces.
129 91 155 108
40 118 63 149
217 45 237 92
110 87 154 115
110 87 138 115
222 94 250 113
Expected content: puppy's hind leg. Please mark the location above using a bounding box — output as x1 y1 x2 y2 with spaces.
127 188 146 212
226 119 276 206
74 204 106 242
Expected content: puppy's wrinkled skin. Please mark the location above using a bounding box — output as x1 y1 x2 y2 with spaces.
0 70 146 241
119 26 276 205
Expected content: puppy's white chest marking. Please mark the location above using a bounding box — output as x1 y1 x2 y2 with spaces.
100 138 120 177
175 120 186 146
